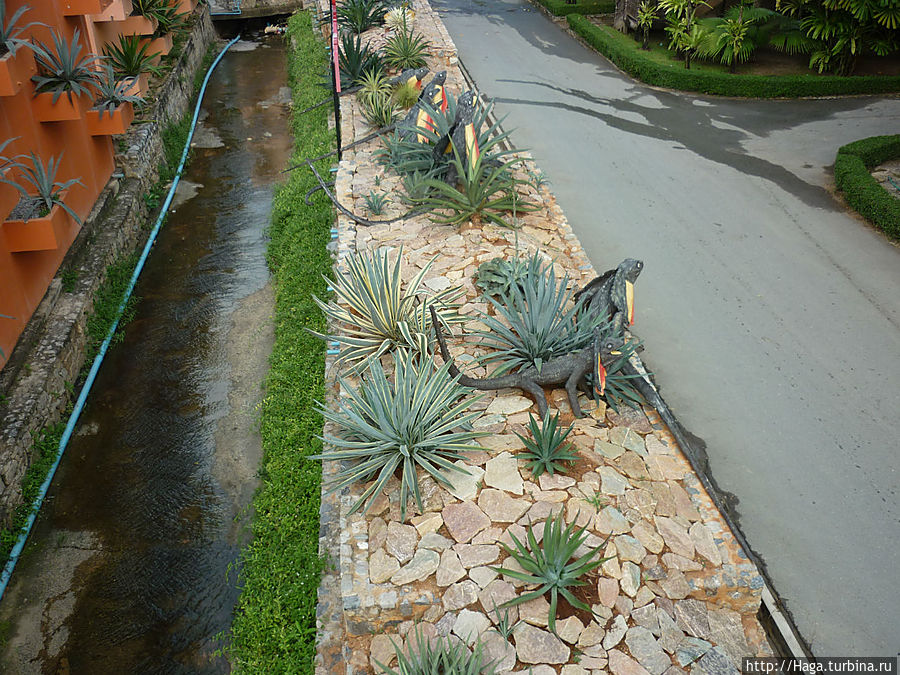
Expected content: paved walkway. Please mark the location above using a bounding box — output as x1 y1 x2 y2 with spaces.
432 0 900 656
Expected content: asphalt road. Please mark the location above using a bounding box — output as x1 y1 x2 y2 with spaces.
431 0 900 656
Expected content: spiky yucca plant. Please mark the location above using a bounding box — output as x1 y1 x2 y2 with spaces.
516 412 578 478
31 29 102 103
474 252 545 299
419 149 535 228
92 64 144 118
493 510 610 635
313 247 463 369
362 92 399 128
313 351 487 521
473 261 607 376
391 79 420 109
0 152 83 223
383 21 431 70
103 33 161 78
377 625 496 675
335 0 388 33
356 68 392 108
339 32 384 86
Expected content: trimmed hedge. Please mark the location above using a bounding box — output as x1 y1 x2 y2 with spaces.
534 0 615 16
834 135 900 239
567 14 900 98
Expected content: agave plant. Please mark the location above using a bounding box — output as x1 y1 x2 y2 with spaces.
313 247 463 369
363 189 389 215
0 137 22 172
150 3 190 37
362 92 398 128
493 510 610 635
356 68 392 108
1 1 38 57
92 64 145 118
383 21 431 70
384 5 415 30
472 260 608 376
0 152 83 223
31 29 102 103
377 625 496 675
391 78 420 109
474 252 545 299
516 412 578 478
312 351 487 521
419 149 535 228
339 32 384 86
103 33 161 79
335 0 388 33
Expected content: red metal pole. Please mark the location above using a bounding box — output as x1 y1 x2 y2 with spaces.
330 0 342 158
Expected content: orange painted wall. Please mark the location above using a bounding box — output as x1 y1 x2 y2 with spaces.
0 0 138 368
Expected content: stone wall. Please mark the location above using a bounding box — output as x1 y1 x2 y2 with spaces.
0 9 217 526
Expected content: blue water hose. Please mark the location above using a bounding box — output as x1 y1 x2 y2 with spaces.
0 33 243 603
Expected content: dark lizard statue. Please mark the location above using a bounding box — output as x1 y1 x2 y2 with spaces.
574 258 643 332
398 71 447 142
431 307 624 418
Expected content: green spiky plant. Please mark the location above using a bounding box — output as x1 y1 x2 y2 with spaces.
103 33 162 79
362 92 399 128
91 64 145 118
377 625 497 675
419 149 535 228
364 189 389 215
474 252 545 299
382 19 431 70
1 1 38 57
493 510 610 635
149 2 190 37
335 0 388 33
0 152 83 223
472 260 608 376
356 68 392 108
30 28 102 103
312 247 464 369
516 411 578 478
338 32 384 86
312 351 487 521
391 79 420 109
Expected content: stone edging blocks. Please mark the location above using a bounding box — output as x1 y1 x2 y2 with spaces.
311 1 773 672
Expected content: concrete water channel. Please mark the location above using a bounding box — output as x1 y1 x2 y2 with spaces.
0 30 291 673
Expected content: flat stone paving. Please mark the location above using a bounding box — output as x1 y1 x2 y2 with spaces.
312 1 772 672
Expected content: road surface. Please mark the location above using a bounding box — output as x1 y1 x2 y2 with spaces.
432 0 900 655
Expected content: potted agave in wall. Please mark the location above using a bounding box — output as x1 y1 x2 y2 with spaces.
1 152 83 252
0 138 23 222
0 1 38 97
31 28 101 121
104 33 160 97
86 64 144 136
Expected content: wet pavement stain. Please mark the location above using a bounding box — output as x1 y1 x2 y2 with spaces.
0 33 291 675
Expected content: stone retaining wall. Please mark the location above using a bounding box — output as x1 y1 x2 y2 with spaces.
311 2 773 672
0 9 217 525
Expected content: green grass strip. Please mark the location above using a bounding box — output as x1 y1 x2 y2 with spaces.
834 135 900 240
229 10 334 674
567 14 900 98
533 0 614 17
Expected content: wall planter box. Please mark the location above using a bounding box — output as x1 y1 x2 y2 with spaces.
32 92 86 122
58 0 104 15
116 15 157 36
0 178 19 224
0 48 37 98
141 34 173 62
123 72 150 98
86 102 135 136
91 0 132 22
2 202 72 253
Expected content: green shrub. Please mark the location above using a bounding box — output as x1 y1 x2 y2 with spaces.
567 14 900 98
834 135 900 240
534 0 614 17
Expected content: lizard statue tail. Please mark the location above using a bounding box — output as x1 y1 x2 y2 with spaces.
430 307 522 390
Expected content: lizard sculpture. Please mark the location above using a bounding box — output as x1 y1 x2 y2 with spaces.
398 71 447 142
431 307 624 418
575 258 643 331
